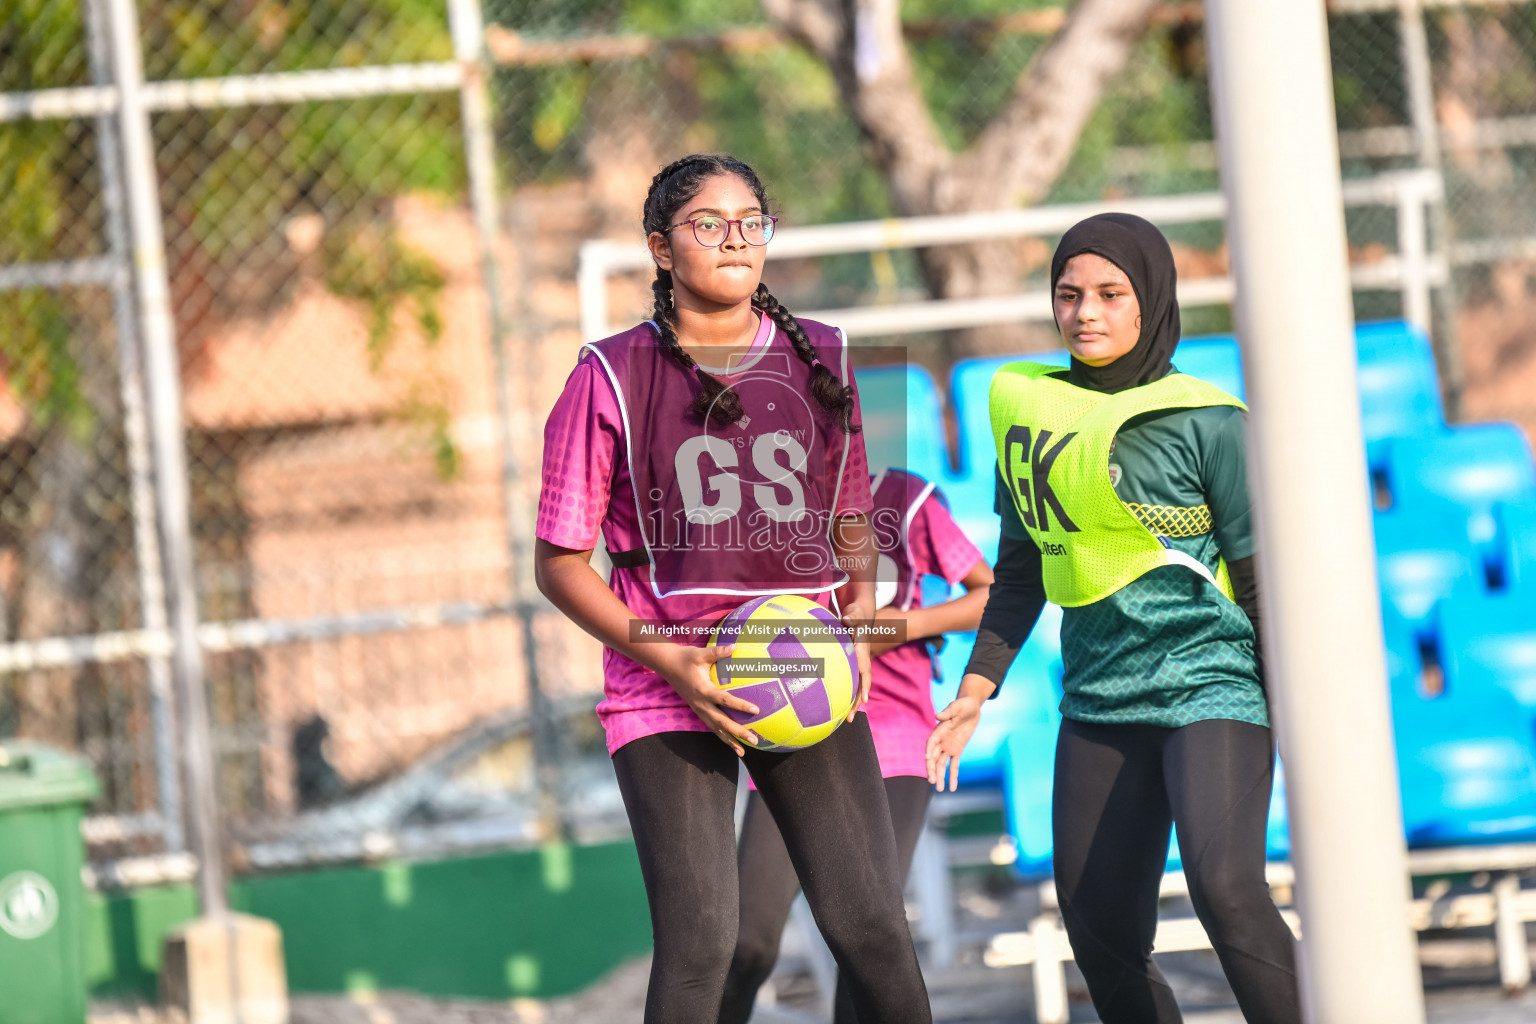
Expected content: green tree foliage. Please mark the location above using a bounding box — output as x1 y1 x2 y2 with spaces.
0 2 94 436
487 1 1219 312
4 1 472 484
137 0 461 312
492 1 1214 223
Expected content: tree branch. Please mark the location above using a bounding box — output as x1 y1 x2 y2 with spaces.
759 0 841 61
764 0 1163 217
762 0 951 216
761 0 1163 326
956 0 1161 207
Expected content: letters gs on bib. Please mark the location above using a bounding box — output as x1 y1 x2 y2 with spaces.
636 350 905 576
662 404 906 546
671 422 814 525
660 363 820 564
1004 424 1082 534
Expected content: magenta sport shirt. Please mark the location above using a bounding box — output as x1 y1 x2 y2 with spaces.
537 313 872 755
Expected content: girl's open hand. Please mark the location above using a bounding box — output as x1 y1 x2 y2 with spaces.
657 643 760 756
927 695 984 792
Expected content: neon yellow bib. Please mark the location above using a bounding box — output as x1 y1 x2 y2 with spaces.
989 362 1247 607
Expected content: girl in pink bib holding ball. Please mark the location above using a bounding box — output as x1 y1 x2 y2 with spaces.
535 154 932 1024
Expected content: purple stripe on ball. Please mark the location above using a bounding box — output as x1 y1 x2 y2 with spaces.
767 628 809 660
720 680 788 725
784 674 832 726
804 603 843 628
804 603 853 653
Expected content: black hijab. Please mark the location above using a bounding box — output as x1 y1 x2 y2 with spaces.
1050 212 1180 394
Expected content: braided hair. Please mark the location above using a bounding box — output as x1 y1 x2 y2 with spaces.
642 153 859 433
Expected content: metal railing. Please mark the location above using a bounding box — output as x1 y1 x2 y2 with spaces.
984 845 1536 1023
577 168 1448 345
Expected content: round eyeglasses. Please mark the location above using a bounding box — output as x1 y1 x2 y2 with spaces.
668 214 778 248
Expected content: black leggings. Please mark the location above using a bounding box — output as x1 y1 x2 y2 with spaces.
611 715 931 1024
717 775 933 1024
1053 717 1301 1024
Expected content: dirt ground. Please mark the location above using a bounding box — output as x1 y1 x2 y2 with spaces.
91 933 1536 1024
87 852 1536 1024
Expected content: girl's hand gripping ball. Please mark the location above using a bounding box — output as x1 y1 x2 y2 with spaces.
709 595 860 752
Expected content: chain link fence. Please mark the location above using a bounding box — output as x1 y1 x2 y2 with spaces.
0 0 613 885
3 0 1536 883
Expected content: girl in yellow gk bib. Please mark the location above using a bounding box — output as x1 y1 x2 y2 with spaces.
927 213 1302 1024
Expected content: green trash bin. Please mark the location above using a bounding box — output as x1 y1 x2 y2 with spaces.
0 741 100 1024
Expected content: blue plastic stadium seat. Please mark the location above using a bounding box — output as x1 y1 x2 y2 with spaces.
1495 501 1536 594
1393 685 1536 846
1376 599 1536 846
944 320 1443 513
920 574 955 609
1383 424 1536 559
1440 590 1536 716
949 336 1241 493
1174 322 1442 454
1373 502 1482 629
928 602 1066 876
856 364 950 484
1381 599 1433 766
1265 760 1291 863
1379 600 1425 690
945 336 1240 549
1169 334 1246 400
1355 320 1445 469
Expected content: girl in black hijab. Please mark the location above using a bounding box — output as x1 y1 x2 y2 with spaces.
928 213 1302 1023
1059 212 1184 392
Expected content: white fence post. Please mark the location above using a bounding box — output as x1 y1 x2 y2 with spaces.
1029 916 1069 1024
1494 872 1533 991
1397 176 1432 334
103 0 226 915
447 0 565 838
82 0 184 856
1397 0 1441 169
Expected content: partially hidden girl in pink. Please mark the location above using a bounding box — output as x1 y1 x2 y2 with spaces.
535 153 933 1024
719 469 991 1023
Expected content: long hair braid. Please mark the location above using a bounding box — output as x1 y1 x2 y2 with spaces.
641 152 856 433
648 267 744 426
753 284 859 434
